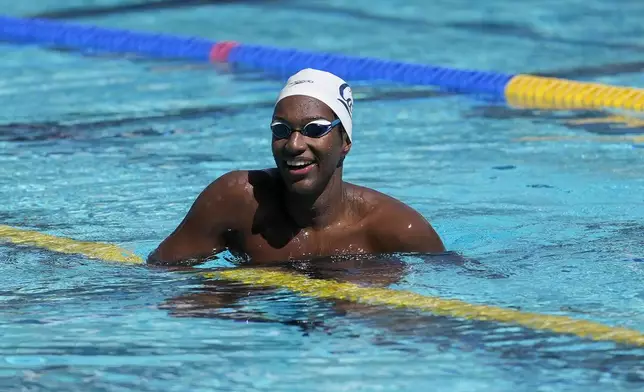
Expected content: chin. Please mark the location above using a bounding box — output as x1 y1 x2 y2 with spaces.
284 179 318 195
278 173 317 196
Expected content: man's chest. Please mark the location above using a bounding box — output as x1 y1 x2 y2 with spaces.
229 220 373 263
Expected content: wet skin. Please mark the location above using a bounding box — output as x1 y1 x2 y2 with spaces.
147 95 446 322
143 99 640 377
147 95 445 267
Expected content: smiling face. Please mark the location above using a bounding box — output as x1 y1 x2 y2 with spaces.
271 95 351 195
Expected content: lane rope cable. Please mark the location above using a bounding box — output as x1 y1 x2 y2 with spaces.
2 224 644 347
0 16 643 112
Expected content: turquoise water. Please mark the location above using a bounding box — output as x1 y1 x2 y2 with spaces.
2 1 644 391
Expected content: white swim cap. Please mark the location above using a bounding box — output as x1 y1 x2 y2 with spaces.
275 68 353 142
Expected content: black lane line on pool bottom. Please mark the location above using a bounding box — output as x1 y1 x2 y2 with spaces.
466 106 644 135
258 3 644 54
28 1 644 54
31 0 279 19
0 88 452 142
534 61 644 79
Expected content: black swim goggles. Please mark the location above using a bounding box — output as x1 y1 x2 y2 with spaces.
270 118 341 139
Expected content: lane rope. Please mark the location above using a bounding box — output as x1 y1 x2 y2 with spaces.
0 224 142 264
3 224 644 347
1 16 644 112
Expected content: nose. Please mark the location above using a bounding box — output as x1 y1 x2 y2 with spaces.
283 130 307 156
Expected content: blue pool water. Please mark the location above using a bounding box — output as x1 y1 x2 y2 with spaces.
2 0 644 390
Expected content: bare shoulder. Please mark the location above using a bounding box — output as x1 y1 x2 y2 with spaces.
203 169 278 199
173 170 252 228
192 170 241 212
347 183 445 254
199 169 277 215
146 170 256 265
203 170 253 198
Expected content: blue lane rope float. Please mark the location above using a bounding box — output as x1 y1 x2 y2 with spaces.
0 15 215 61
226 44 513 97
2 15 644 111
0 15 506 100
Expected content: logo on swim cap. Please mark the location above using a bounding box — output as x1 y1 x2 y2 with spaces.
287 79 314 88
337 83 353 118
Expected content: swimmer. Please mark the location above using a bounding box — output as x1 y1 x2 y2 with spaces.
148 68 445 266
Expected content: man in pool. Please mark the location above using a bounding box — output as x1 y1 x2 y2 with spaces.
147 68 445 266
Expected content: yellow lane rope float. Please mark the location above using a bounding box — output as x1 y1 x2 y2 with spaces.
2 224 644 347
0 225 142 264
505 74 644 112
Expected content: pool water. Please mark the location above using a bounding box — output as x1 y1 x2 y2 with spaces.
2 0 644 391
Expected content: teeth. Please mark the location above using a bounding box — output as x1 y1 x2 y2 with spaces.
286 160 313 167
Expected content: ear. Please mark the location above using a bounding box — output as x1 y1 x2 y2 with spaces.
336 131 351 168
341 132 351 156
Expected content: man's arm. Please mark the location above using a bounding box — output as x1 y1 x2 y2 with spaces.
369 198 445 254
147 171 247 266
